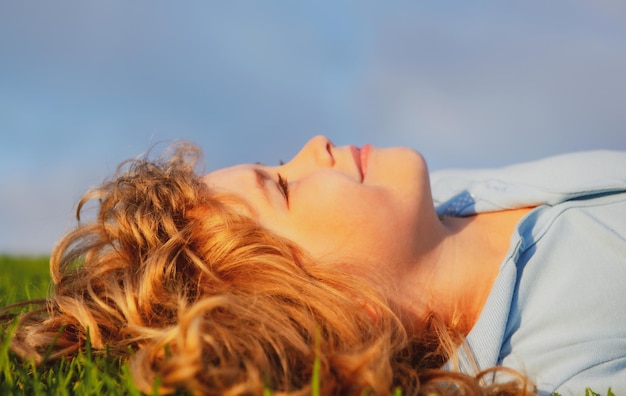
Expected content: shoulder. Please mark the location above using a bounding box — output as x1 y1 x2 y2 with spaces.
502 192 626 393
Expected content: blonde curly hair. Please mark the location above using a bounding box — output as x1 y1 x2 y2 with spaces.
6 143 533 395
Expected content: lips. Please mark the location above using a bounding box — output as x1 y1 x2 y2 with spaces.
350 144 370 182
360 144 370 181
349 145 363 181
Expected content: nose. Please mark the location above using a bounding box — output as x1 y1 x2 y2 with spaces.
285 135 335 170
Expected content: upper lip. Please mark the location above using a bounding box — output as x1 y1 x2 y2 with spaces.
349 145 364 182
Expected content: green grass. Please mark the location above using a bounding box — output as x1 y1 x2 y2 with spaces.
0 255 51 303
0 255 155 395
0 256 617 395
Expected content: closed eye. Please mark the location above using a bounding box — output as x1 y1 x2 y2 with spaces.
277 173 289 206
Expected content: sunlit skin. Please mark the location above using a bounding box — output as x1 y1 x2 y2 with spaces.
202 135 531 333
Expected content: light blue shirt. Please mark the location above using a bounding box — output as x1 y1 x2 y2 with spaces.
431 151 626 395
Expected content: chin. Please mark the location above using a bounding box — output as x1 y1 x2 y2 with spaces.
391 147 429 177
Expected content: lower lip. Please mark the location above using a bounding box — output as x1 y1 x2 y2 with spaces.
360 144 371 181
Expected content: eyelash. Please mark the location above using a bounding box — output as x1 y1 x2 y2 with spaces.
277 173 290 203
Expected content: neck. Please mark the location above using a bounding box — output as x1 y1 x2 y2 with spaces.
398 208 532 335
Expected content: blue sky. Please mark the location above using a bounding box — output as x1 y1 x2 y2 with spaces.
1 1 625 254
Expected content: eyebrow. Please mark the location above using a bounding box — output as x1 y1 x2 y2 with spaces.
254 168 272 203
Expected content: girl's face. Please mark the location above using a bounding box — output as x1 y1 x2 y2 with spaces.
202 135 438 280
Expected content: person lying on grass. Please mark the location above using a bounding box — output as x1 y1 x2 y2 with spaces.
4 136 626 395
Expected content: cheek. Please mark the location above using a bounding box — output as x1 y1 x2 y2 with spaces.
294 179 376 227
288 185 401 260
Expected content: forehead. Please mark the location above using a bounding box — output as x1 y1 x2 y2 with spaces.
202 164 256 194
201 164 271 213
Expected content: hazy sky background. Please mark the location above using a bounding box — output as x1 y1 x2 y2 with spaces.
1 1 625 254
